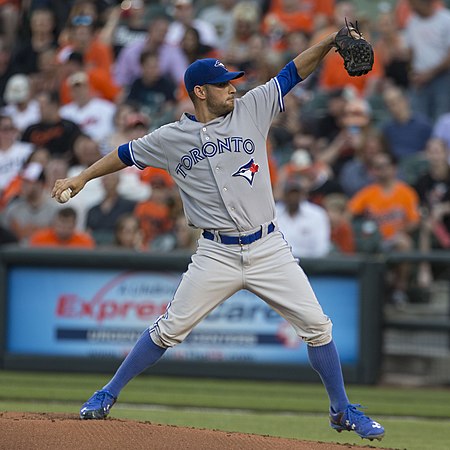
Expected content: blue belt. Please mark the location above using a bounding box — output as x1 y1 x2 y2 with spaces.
202 222 275 245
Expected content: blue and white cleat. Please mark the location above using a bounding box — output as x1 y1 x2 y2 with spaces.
330 404 385 441
80 389 116 419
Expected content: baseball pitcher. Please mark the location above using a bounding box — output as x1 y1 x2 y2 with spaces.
52 24 383 441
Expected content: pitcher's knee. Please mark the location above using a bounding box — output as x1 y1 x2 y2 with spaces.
301 318 333 347
149 323 186 348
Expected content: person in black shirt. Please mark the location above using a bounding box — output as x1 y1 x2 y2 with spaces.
0 224 18 246
11 7 57 75
312 88 346 143
21 90 81 160
414 137 450 287
415 137 450 248
126 50 176 128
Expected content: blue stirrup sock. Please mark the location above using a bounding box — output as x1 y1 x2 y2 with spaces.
103 329 166 398
307 340 350 413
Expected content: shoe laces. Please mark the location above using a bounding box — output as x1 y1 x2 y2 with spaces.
345 404 372 426
91 390 113 406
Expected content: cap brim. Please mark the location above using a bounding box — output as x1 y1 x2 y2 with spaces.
208 71 244 86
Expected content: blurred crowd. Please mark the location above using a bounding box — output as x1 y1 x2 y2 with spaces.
0 0 449 306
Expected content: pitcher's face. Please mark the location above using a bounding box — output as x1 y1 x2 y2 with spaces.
204 81 237 117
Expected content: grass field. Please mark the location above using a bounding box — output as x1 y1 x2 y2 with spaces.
1 370 450 450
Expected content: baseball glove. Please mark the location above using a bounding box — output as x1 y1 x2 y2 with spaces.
335 19 374 77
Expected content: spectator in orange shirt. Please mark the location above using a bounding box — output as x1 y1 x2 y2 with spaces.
322 193 355 254
140 167 174 189
348 152 420 243
29 206 95 248
263 0 334 48
348 152 420 307
266 0 334 29
134 174 175 247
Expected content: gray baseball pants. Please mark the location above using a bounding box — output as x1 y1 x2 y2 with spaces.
150 228 332 348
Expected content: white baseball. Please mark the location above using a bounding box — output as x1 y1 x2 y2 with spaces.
57 188 72 203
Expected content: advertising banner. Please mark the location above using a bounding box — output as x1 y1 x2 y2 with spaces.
7 267 359 364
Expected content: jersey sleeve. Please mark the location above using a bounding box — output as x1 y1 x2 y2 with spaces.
239 78 283 135
239 62 302 135
118 128 168 171
275 60 303 96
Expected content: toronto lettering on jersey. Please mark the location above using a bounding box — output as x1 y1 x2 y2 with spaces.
175 136 256 178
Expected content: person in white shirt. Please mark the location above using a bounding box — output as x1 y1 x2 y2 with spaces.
276 178 331 258
2 74 40 132
0 114 33 195
59 71 116 146
404 0 450 121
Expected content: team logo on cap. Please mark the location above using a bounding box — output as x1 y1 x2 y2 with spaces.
214 60 226 70
232 158 259 186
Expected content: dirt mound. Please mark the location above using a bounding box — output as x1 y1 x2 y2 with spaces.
0 411 379 450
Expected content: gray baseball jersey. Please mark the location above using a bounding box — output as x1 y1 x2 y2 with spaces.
120 74 332 349
129 79 282 233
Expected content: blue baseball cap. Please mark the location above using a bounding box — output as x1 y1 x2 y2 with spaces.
184 58 244 92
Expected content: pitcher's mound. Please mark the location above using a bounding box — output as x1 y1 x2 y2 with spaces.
0 411 382 450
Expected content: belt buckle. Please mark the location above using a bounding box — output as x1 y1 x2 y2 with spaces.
238 235 243 246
